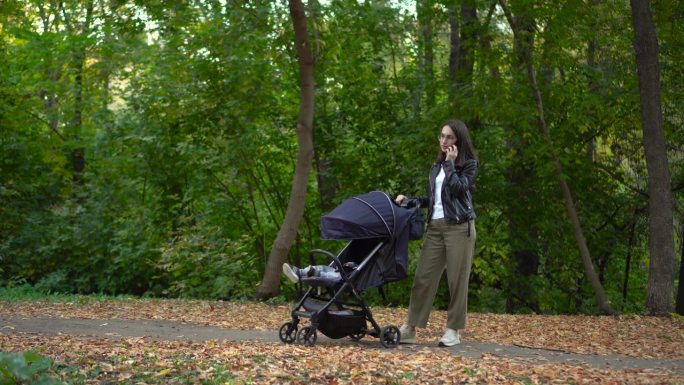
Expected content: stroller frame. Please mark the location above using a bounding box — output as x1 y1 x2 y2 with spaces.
278 240 401 348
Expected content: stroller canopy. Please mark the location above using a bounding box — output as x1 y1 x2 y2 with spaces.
320 191 412 288
320 191 409 240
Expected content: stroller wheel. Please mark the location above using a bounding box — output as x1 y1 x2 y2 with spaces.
349 327 367 341
279 322 298 344
380 325 400 348
296 326 317 346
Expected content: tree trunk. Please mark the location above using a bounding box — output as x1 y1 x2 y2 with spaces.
585 0 601 163
448 1 477 118
622 216 637 308
71 50 86 184
256 0 315 300
61 0 93 185
503 5 540 314
478 1 499 79
447 6 459 100
630 0 676 316
499 0 615 315
676 224 684 315
37 7 64 142
417 0 435 108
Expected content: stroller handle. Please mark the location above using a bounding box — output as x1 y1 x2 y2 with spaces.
309 249 351 282
399 197 421 209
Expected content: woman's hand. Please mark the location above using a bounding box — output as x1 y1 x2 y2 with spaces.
395 194 407 205
445 145 458 161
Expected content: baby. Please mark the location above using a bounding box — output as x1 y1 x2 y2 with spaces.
282 262 357 283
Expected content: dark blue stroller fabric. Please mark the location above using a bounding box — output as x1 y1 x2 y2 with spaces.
318 191 411 291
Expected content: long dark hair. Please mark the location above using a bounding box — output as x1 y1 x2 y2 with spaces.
436 119 477 165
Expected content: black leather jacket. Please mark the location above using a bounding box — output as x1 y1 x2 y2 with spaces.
415 159 477 224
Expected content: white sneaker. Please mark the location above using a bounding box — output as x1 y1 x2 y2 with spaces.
282 263 299 283
399 324 416 344
438 328 460 347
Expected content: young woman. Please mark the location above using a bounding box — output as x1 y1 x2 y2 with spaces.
395 119 478 347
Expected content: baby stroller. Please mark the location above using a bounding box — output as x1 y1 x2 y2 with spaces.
278 191 414 348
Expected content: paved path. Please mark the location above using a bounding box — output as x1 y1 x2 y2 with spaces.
2 314 682 373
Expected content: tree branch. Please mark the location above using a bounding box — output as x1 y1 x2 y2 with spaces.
207 169 254 234
595 163 648 197
497 0 515 30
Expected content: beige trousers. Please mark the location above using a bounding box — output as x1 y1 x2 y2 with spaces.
407 219 476 330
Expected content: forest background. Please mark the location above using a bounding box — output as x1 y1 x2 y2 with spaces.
1 0 682 316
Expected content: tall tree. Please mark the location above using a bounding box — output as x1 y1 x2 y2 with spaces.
61 0 94 184
501 1 542 313
630 0 675 315
499 0 615 314
677 226 684 315
257 0 315 299
447 0 478 118
417 0 436 109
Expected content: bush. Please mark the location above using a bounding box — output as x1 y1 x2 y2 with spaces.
157 221 260 300
0 351 64 385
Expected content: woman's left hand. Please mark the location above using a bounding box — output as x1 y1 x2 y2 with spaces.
446 145 458 161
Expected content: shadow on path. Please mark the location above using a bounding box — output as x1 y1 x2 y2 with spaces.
2 314 682 374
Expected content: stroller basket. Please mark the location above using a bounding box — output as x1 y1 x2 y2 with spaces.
319 311 366 339
303 298 366 339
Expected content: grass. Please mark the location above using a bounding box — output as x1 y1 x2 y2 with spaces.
0 284 294 307
0 284 137 303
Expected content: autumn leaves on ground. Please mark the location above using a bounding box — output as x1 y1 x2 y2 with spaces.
1 298 683 384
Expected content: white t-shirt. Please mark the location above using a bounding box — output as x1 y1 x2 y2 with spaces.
432 166 445 220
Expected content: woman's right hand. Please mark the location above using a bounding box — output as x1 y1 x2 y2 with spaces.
395 194 407 205
446 145 458 161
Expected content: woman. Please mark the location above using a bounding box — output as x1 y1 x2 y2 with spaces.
395 119 477 347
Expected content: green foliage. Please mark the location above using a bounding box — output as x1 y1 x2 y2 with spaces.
157 219 259 299
0 0 680 313
0 351 64 385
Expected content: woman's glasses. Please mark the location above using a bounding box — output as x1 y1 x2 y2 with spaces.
438 133 456 142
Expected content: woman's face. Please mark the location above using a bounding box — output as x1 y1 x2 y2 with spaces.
438 125 457 153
